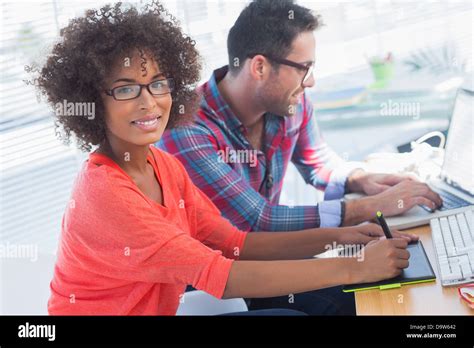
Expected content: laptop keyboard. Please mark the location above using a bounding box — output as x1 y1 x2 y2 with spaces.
430 208 474 286
437 189 471 211
420 188 471 212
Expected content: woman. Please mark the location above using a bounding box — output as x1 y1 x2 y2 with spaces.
34 2 416 315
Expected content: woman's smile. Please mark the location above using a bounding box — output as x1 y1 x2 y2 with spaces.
130 114 162 131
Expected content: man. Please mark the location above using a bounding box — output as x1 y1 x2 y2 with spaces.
158 0 442 314
159 0 442 232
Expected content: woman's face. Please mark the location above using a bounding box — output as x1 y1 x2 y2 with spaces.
101 50 172 147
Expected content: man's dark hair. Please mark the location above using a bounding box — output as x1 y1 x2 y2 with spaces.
227 0 321 74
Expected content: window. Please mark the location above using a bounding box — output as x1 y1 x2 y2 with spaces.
1 0 472 253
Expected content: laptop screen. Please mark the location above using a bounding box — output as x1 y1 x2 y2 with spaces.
441 89 474 195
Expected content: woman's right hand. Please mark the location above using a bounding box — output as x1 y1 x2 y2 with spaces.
356 238 410 283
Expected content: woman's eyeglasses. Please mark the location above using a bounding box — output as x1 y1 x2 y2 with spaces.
105 78 175 101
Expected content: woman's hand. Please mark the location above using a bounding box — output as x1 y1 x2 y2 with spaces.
337 223 419 245
353 237 411 283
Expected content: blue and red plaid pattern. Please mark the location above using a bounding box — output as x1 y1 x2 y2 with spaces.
158 66 356 232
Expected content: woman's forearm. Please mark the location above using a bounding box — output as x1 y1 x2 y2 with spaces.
222 257 357 299
223 236 410 299
239 228 342 260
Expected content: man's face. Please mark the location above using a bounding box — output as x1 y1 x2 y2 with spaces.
258 31 316 117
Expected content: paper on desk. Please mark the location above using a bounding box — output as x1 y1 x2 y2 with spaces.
363 143 444 182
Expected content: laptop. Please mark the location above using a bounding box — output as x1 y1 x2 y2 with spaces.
346 88 474 230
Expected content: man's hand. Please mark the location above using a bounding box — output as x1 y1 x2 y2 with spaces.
363 180 443 216
337 222 419 245
343 179 443 226
347 169 418 196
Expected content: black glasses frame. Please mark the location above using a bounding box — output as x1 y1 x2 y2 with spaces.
248 53 314 84
105 78 175 101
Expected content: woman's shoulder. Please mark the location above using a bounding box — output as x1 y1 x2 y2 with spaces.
150 145 195 197
74 152 136 200
150 145 188 176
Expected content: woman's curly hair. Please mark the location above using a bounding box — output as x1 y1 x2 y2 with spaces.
33 1 201 152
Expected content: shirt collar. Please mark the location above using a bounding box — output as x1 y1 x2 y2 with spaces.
201 65 287 134
201 65 244 131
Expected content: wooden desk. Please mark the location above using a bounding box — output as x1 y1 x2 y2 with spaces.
355 225 474 315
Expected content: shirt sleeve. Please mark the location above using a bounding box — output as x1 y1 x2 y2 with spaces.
66 167 234 299
158 125 329 231
291 94 366 203
318 200 343 227
324 162 368 200
167 154 248 260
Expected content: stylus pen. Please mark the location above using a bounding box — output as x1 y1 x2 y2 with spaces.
376 211 393 239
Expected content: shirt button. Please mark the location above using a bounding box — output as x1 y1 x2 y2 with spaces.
266 174 274 189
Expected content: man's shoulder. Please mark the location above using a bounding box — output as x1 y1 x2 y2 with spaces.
158 120 219 155
162 119 215 140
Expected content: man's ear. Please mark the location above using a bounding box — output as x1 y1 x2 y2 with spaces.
248 55 268 81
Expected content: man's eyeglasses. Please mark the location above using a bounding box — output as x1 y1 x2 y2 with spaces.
248 53 314 85
105 78 175 101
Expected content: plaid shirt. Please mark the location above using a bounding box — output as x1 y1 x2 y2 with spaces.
158 66 361 232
